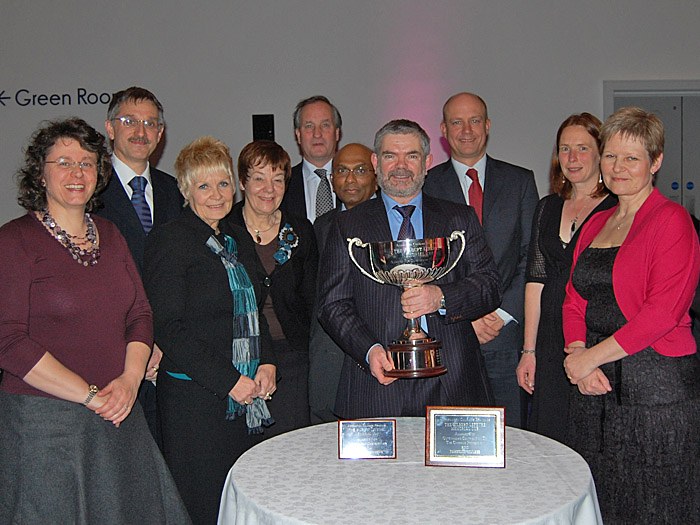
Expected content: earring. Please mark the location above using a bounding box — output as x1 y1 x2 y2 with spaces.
598 172 602 184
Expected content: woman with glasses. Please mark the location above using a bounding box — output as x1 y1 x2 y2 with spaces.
0 118 190 523
228 140 318 436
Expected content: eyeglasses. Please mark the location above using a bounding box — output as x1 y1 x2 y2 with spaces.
111 116 163 130
333 166 374 177
45 159 96 172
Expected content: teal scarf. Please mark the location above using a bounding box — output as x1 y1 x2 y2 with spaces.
207 234 274 434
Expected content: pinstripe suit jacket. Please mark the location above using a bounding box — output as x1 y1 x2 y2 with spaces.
318 194 501 419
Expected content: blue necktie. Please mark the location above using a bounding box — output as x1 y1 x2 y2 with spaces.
128 176 153 234
394 205 416 240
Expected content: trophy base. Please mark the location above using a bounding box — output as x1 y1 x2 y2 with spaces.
385 338 447 378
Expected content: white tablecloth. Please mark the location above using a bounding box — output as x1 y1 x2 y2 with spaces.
219 418 602 524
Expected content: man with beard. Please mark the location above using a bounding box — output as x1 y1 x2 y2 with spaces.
95 86 183 446
318 119 501 418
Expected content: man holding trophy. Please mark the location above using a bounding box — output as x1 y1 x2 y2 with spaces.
318 119 501 419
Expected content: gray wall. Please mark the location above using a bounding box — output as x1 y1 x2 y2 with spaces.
2 1 699 224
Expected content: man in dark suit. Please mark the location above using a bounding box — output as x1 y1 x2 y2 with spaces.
95 86 183 446
318 120 501 419
281 95 342 223
309 143 377 423
423 92 539 427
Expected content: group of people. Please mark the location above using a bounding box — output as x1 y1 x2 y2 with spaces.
0 85 697 524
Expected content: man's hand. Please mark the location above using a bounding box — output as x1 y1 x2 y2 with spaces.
401 285 443 319
471 311 504 344
368 345 397 386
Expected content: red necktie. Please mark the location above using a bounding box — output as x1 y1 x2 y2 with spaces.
467 168 483 224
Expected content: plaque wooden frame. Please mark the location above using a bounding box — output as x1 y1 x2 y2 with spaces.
425 406 505 467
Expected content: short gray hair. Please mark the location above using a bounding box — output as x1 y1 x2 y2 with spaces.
373 119 430 157
293 95 342 130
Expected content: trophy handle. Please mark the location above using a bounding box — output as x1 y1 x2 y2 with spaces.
438 230 466 279
347 237 384 284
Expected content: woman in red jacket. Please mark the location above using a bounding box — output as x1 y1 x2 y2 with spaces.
563 107 700 524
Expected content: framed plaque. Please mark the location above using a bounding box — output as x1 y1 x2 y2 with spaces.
425 406 505 467
338 419 396 459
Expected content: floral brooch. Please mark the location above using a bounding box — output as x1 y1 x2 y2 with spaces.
273 223 299 265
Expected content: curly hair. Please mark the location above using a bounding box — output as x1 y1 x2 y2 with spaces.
17 118 111 212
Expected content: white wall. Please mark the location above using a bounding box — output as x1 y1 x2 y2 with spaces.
2 1 699 224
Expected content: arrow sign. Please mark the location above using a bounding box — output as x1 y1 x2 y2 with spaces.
0 90 10 106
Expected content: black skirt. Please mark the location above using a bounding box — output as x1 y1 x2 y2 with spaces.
0 391 191 524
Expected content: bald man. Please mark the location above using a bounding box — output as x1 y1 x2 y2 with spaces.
309 143 377 423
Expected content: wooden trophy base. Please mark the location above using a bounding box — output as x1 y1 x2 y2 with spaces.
385 338 447 378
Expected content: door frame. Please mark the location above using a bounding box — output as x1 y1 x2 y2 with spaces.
603 80 700 118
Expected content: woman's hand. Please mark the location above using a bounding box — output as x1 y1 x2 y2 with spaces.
94 370 141 427
229 375 259 406
576 368 612 396
563 344 596 384
144 344 163 382
254 364 277 400
516 353 536 394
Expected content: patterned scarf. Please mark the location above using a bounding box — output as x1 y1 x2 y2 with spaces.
206 234 274 434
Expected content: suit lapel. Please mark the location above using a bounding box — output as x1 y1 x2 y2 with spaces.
443 163 467 205
422 194 451 239
482 156 503 225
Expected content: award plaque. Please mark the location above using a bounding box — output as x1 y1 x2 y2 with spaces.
338 419 396 459
425 407 505 468
347 232 466 378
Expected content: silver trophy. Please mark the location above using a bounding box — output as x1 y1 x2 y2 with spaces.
348 231 466 378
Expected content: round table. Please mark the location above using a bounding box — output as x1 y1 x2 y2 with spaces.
219 418 602 524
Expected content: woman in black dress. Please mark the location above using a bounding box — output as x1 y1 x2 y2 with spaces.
516 113 614 442
144 136 276 524
563 107 700 523
228 140 318 436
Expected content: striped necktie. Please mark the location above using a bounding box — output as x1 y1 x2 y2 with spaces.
128 176 153 233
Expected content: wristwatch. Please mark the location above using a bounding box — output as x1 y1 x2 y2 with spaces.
439 294 446 310
83 384 99 406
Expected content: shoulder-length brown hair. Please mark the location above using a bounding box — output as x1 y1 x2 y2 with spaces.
550 112 607 199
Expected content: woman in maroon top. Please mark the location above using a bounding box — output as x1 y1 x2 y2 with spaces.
0 118 189 523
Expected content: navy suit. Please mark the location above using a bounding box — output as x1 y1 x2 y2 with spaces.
318 194 500 419
94 166 183 446
424 156 539 427
95 168 183 274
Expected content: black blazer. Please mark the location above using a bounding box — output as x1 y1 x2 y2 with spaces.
143 206 273 399
424 156 539 325
95 167 183 274
318 194 501 419
228 202 318 354
280 162 307 219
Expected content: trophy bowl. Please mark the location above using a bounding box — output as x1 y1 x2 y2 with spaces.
348 231 465 378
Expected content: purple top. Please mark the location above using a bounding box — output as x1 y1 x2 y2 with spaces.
0 213 153 398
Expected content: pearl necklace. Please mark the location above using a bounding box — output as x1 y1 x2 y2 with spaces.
41 209 100 266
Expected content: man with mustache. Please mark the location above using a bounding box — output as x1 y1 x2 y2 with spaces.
318 120 500 418
282 95 342 223
96 86 183 447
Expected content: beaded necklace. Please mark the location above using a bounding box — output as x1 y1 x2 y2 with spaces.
41 209 100 266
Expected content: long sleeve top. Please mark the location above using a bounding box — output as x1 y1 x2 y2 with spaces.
563 188 700 357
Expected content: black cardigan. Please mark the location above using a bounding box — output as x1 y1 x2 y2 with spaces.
143 206 274 399
228 202 318 354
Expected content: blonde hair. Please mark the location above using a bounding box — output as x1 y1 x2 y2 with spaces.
175 136 234 202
